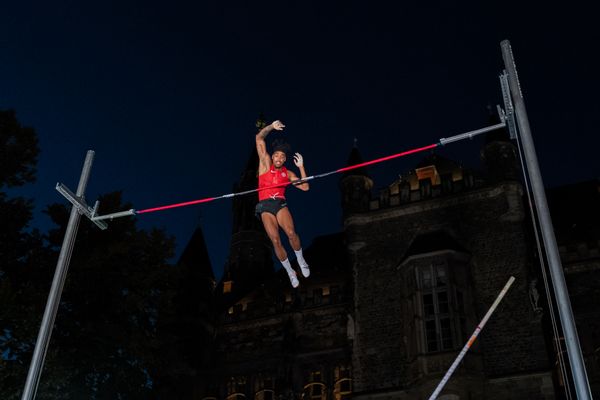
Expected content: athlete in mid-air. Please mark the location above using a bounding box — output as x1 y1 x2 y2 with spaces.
255 120 310 288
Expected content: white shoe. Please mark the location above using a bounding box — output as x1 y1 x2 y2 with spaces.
287 270 300 288
299 260 310 278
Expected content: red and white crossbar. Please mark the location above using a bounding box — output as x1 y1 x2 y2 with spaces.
88 121 505 221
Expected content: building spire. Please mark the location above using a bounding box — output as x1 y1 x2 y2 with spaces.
222 116 274 299
340 139 373 216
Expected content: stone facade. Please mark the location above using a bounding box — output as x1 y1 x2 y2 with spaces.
346 180 552 399
199 234 354 400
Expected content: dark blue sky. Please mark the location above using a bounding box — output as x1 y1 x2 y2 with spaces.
2 1 598 279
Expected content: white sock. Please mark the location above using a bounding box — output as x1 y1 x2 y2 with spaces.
294 249 308 266
281 258 294 273
281 258 299 288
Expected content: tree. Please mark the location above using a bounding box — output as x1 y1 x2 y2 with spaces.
0 109 39 188
36 192 177 399
0 109 49 398
0 109 41 271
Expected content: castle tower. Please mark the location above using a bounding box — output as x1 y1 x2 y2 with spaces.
221 116 274 300
481 106 520 182
340 139 373 217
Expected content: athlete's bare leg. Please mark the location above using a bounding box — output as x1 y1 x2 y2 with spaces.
276 207 310 277
261 211 299 287
261 212 287 261
275 207 301 251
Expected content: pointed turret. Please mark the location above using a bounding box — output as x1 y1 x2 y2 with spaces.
231 146 262 234
177 225 215 304
160 223 215 382
340 139 373 216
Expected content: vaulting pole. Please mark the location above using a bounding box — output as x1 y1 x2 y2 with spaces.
21 151 95 400
428 276 515 400
501 40 592 399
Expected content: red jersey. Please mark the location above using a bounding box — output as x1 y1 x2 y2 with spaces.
258 165 290 201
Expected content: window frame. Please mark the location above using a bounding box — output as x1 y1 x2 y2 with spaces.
416 260 462 353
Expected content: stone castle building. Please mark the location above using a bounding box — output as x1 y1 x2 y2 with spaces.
166 122 599 399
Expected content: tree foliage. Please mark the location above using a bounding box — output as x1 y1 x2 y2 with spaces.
36 192 177 399
0 109 39 189
0 109 49 398
1 110 183 399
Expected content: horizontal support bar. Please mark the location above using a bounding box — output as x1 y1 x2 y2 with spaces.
90 209 136 221
55 183 108 230
438 122 506 146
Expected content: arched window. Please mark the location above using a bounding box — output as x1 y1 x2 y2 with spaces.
302 370 326 400
226 394 246 400
254 373 275 400
227 376 247 400
333 379 351 400
333 365 352 400
254 389 275 400
302 382 326 400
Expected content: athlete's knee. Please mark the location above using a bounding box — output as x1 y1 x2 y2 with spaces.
269 235 283 247
285 229 298 240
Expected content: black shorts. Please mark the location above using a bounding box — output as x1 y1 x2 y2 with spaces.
255 198 288 217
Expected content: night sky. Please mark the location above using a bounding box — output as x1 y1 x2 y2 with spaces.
2 2 598 280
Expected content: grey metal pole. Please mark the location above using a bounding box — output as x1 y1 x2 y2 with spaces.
500 40 592 399
21 151 96 400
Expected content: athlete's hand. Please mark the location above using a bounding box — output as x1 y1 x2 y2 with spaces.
271 120 285 131
293 152 304 168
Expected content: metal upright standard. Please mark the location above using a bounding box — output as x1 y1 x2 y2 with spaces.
501 40 592 399
21 151 96 400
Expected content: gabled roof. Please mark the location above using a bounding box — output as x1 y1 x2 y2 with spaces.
177 226 214 280
343 144 370 178
402 231 469 262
